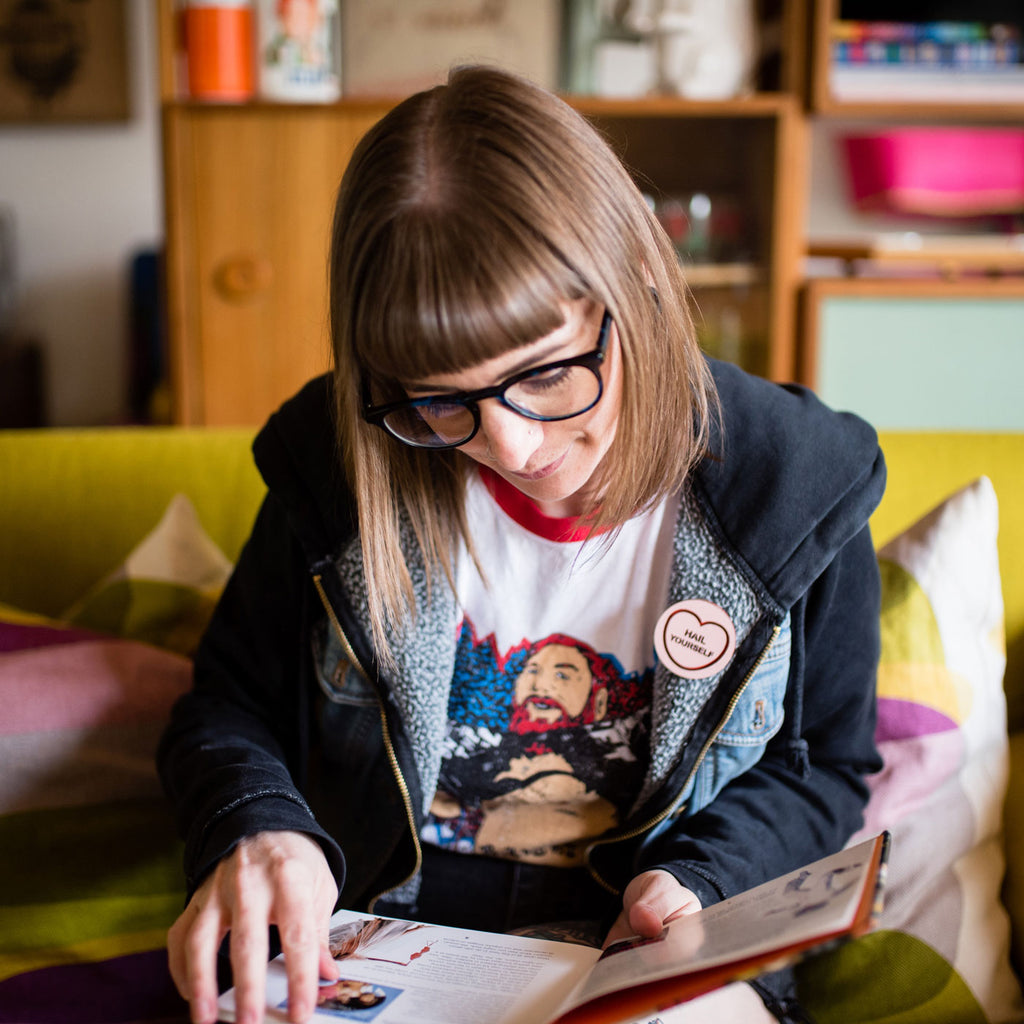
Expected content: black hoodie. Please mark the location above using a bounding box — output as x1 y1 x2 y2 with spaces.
158 359 886 1016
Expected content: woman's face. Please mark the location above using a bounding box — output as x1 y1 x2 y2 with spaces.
400 300 622 518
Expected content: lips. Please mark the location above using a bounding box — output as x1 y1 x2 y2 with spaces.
513 449 568 482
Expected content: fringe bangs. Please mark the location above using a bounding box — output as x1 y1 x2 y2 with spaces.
351 206 588 383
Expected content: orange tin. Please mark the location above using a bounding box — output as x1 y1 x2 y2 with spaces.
183 2 256 102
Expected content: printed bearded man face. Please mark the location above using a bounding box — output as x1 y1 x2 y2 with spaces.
510 635 611 732
471 635 622 863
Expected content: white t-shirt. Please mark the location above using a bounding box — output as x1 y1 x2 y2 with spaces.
420 466 679 865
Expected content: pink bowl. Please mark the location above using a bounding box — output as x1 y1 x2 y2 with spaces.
843 129 1024 216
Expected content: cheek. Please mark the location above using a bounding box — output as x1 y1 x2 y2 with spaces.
580 391 621 455
589 353 624 446
456 433 493 464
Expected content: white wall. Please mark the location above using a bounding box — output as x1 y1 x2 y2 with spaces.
0 3 161 426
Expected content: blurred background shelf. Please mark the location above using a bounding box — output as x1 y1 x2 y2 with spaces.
150 0 1024 428
809 0 1024 118
808 234 1024 277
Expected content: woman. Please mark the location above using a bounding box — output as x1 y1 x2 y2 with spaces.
159 65 885 1024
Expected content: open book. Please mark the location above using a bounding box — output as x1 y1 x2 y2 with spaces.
218 832 888 1024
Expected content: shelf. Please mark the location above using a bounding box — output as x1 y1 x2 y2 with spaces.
809 0 1024 118
828 67 1024 109
567 92 798 119
160 96 400 114
160 92 797 119
683 263 762 288
810 96 1024 121
808 234 1024 278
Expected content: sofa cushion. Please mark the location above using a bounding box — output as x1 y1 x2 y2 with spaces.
0 606 190 1022
797 477 1023 1023
62 493 233 657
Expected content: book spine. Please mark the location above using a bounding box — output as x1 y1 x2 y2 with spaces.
832 20 1022 70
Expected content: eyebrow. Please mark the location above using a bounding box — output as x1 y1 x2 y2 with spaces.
400 338 574 395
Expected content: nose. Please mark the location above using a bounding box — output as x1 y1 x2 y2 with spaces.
467 399 543 471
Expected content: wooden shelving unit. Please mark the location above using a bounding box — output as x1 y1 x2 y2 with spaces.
155 1 1024 422
797 0 1024 393
156 1 808 425
570 92 806 383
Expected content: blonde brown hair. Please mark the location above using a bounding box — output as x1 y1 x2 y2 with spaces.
329 65 716 662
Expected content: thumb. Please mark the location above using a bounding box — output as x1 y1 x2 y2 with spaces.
628 879 672 938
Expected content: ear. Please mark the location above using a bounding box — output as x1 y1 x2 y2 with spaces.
593 686 609 722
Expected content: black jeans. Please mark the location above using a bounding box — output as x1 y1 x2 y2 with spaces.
375 844 622 938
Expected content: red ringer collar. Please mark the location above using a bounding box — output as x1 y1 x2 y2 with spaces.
477 465 600 543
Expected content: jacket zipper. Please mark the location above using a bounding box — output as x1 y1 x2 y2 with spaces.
583 624 782 895
312 574 423 909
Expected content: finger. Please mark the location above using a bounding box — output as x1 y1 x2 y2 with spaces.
230 886 271 1024
320 943 340 982
313 871 339 983
629 873 698 930
628 897 668 938
275 868 325 1023
602 913 626 950
601 910 635 949
180 900 229 1024
167 914 190 999
312 855 340 985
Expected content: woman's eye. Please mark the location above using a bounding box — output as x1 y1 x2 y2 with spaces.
422 401 465 420
519 366 572 392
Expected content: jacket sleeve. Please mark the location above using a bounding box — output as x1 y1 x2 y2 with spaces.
157 492 346 896
636 524 882 908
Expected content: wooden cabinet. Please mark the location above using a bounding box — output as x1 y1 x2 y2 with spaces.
163 102 390 425
158 3 806 424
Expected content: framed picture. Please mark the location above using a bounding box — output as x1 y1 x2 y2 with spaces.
342 0 560 98
0 0 130 123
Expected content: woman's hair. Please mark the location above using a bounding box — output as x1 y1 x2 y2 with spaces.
329 65 716 663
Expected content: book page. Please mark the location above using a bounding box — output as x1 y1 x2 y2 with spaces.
217 909 600 1024
554 836 885 1019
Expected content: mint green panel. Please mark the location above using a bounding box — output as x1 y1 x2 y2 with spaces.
816 297 1024 430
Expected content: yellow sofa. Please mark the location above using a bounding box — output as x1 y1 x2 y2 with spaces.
1 428 1018 717
0 426 1021 1022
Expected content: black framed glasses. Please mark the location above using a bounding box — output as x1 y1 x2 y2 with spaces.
362 309 612 450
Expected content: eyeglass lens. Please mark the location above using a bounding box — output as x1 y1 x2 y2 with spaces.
382 362 602 447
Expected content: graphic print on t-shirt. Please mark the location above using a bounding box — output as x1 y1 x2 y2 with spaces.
422 617 652 866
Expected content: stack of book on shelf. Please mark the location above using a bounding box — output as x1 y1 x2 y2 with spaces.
830 20 1024 103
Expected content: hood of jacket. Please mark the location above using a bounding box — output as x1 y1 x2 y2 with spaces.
695 358 885 612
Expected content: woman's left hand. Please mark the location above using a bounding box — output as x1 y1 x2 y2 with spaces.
603 869 702 948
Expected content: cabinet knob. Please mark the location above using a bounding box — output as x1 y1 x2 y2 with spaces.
213 256 273 301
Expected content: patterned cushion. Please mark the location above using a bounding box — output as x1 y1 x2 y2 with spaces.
62 493 232 656
797 478 1023 1023
0 608 190 1022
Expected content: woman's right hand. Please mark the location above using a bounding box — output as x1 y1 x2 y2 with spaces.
167 830 340 1024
